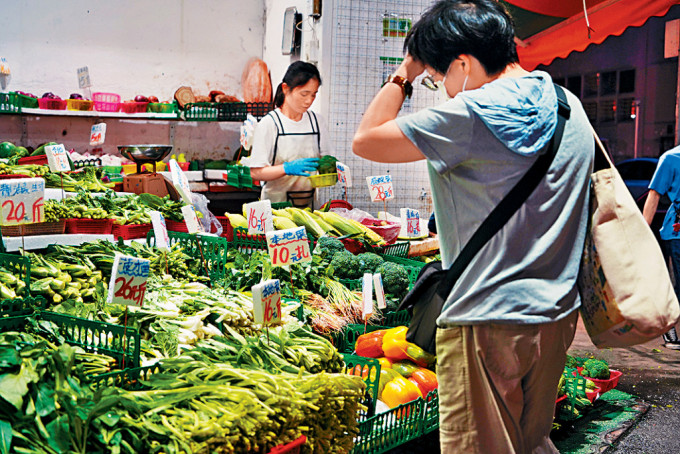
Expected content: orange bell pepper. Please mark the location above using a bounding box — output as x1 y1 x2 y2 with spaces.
409 368 438 397
355 329 386 358
381 375 423 408
376 357 393 370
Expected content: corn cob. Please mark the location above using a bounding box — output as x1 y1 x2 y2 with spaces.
272 216 298 230
285 207 326 238
272 209 293 220
225 213 248 229
307 211 341 236
314 211 386 246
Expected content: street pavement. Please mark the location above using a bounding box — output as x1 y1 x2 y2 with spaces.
567 318 680 453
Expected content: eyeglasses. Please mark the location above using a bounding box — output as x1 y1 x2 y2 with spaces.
421 75 439 92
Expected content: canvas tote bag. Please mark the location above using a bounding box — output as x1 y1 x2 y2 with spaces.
578 129 680 347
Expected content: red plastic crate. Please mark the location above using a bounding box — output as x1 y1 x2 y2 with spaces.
112 223 152 240
216 216 232 240
120 101 149 114
38 98 67 110
66 218 114 234
165 219 188 233
268 435 306 454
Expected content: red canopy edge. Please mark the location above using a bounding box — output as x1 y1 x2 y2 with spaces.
517 0 677 70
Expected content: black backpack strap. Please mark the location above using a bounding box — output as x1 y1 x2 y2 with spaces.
269 111 284 164
308 111 321 150
434 84 570 299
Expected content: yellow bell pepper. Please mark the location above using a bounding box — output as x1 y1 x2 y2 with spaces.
381 375 423 408
382 326 410 361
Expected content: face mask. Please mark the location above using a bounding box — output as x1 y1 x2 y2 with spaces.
462 74 469 92
435 80 450 100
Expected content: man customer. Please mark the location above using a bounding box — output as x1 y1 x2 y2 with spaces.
643 147 680 350
352 1 594 452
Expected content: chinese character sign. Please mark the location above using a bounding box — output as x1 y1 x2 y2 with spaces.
362 273 374 319
266 226 312 266
77 66 91 88
106 255 150 307
252 279 282 325
170 159 192 205
373 273 386 310
150 211 170 250
400 208 421 238
336 161 352 187
45 144 71 173
181 205 203 234
366 175 394 202
90 123 106 146
245 200 273 235
0 178 45 226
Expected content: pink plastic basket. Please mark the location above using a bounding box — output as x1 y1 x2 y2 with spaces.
92 92 121 112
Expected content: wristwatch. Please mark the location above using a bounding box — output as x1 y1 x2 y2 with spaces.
383 74 413 99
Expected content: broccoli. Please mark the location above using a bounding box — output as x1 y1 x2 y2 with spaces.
376 261 410 298
564 355 578 369
582 358 609 379
330 250 361 279
356 252 384 274
314 236 346 257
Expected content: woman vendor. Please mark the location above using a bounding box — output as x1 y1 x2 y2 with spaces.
245 61 332 208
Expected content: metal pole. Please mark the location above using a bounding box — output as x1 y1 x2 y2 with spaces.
634 100 640 158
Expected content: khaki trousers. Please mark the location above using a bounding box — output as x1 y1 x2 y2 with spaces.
436 311 578 454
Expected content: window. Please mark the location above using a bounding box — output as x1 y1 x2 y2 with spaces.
617 97 636 122
619 69 635 93
584 73 599 98
567 76 582 98
583 102 598 123
600 71 617 96
600 99 616 123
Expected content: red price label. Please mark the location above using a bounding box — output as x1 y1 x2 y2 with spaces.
113 276 147 307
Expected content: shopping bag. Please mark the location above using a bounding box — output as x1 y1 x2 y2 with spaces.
577 132 680 347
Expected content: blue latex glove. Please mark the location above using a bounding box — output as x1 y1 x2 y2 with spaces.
283 157 320 176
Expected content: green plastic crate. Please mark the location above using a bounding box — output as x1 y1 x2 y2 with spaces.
0 295 46 316
371 241 410 258
0 252 31 295
146 230 228 281
90 362 162 390
383 309 410 327
0 92 20 114
183 102 247 122
0 311 141 368
351 398 426 454
271 201 293 209
422 389 439 434
342 354 380 420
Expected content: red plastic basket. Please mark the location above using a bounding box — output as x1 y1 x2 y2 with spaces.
582 369 622 394
112 223 152 240
216 216 232 240
268 435 306 454
18 155 48 165
120 101 149 114
165 219 188 233
65 218 114 234
38 98 67 110
92 92 121 112
0 174 31 179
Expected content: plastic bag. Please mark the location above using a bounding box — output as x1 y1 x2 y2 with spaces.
240 114 257 151
191 193 223 235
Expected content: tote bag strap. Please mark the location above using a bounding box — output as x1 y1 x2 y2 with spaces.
588 122 616 171
435 84 571 299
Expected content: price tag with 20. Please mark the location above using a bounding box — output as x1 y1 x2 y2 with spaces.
0 178 44 226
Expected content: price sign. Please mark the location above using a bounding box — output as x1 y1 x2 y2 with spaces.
362 273 374 319
181 205 203 234
252 279 282 325
106 254 150 307
77 66 91 88
366 175 394 202
400 208 421 238
336 161 352 187
266 226 312 266
150 211 170 250
0 178 45 226
169 158 192 204
45 144 71 173
89 123 106 146
245 200 273 235
374 273 386 310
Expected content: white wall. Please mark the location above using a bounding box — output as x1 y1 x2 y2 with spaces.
0 0 266 160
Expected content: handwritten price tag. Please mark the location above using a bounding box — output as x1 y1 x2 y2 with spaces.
336 162 352 187
0 178 45 226
252 279 282 325
245 200 273 235
366 175 394 202
374 273 386 310
150 211 170 250
106 255 150 307
169 158 192 205
266 226 311 266
77 66 91 89
181 205 202 234
362 273 374 319
45 144 71 173
400 208 421 238
89 123 106 146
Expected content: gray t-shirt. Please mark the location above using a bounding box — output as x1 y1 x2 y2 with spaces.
396 72 593 326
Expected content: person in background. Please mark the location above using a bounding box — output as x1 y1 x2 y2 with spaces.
352 1 594 452
244 61 332 208
643 147 680 350
428 212 437 235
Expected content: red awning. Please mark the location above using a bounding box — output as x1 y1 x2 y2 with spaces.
508 0 678 70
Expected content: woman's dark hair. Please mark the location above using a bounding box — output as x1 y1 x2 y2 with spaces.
404 0 518 76
274 61 322 108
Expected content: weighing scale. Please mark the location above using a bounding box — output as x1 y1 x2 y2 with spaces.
118 145 175 197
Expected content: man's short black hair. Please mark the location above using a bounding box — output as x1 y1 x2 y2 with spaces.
404 0 518 76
